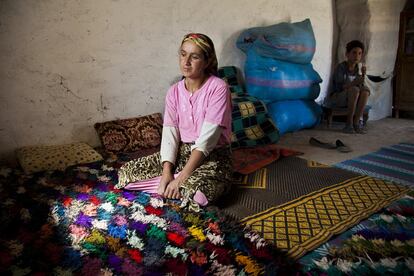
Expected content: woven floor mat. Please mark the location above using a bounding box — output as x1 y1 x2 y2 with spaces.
217 156 359 220
216 156 410 259
241 175 409 259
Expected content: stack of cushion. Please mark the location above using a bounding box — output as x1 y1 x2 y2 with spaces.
218 66 280 149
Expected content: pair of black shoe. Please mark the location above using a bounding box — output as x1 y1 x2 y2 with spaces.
309 137 352 153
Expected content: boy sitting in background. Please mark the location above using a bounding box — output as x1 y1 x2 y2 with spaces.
327 40 370 134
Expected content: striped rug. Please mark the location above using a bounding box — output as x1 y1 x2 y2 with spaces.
335 143 414 187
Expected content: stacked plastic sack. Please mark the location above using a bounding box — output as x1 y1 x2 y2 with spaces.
237 19 322 135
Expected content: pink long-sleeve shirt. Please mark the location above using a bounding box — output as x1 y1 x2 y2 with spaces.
163 75 232 146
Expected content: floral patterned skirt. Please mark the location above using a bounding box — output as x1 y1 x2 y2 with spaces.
117 143 233 211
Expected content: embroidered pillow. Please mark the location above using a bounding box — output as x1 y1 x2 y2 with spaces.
231 95 280 149
16 142 103 174
94 113 163 153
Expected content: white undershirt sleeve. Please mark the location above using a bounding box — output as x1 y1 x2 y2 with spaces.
191 121 222 157
160 126 180 165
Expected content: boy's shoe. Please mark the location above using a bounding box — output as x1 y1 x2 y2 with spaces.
336 139 352 153
342 125 355 134
354 126 367 134
309 137 337 149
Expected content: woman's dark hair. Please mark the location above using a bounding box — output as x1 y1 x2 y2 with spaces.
346 40 365 53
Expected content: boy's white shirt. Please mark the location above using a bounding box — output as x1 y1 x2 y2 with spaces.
160 122 222 165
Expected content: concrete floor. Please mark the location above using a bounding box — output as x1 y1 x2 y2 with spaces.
277 117 414 165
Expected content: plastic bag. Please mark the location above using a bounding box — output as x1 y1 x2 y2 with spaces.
237 19 316 64
245 48 322 102
267 100 322 135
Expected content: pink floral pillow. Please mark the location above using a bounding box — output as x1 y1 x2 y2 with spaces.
94 113 163 153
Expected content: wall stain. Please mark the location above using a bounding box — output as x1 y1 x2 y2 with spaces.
57 74 92 104
98 94 109 116
78 55 96 63
62 103 73 114
59 74 82 100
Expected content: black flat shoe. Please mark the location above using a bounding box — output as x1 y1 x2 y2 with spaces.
336 139 352 153
309 137 337 149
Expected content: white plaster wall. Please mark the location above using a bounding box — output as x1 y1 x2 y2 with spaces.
0 0 334 163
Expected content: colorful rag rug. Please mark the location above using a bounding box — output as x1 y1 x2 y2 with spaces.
300 190 414 275
335 142 414 187
0 161 299 275
240 175 410 260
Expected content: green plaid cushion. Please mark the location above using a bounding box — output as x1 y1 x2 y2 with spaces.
231 95 280 149
218 66 246 97
229 85 244 96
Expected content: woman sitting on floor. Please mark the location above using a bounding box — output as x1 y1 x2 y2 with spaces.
116 33 233 211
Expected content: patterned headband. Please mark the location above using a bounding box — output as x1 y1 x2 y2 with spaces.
182 33 213 57
181 33 218 76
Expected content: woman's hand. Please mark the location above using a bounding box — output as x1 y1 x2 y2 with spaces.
158 172 174 196
163 178 182 199
158 161 175 196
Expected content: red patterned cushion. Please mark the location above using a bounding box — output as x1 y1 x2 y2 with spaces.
94 113 163 153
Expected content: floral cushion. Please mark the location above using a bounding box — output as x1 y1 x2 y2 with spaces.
94 113 163 154
16 142 103 174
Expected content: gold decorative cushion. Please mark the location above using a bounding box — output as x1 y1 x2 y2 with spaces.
16 142 103 174
94 113 163 154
